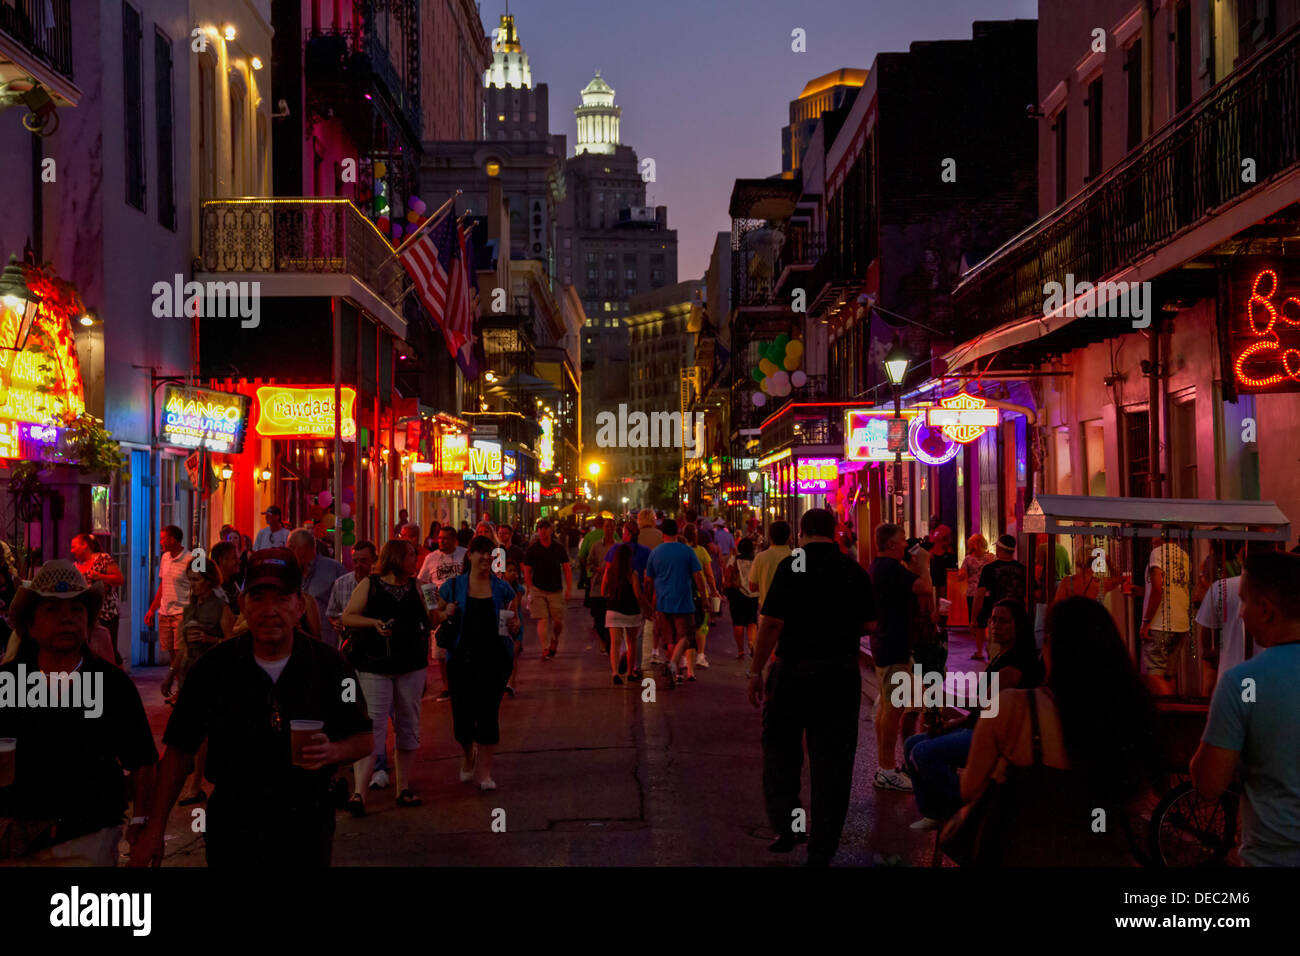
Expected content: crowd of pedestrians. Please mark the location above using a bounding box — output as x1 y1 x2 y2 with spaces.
0 497 1297 871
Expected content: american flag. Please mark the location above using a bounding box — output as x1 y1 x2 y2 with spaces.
399 214 481 379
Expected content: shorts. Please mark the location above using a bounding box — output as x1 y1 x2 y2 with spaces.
158 613 183 653
727 590 759 627
358 668 425 752
606 610 643 630
657 611 696 649
529 589 566 621
1142 629 1188 678
874 660 915 716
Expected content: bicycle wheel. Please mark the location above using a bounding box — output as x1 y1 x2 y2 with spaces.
1149 782 1237 867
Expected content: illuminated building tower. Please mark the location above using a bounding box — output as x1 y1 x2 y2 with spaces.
484 13 549 142
574 70 620 156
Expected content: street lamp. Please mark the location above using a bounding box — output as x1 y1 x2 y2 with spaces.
0 253 41 352
883 338 910 526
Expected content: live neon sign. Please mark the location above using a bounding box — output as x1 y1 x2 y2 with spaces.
1234 269 1300 392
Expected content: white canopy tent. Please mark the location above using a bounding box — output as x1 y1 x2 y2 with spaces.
1023 495 1291 543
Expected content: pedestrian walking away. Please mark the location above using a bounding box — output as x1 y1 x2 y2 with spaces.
644 519 709 685
748 508 875 866
131 549 373 868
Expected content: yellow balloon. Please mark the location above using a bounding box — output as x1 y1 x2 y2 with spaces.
786 339 804 360
759 358 777 376
373 162 387 178
760 377 771 393
407 211 420 223
783 352 801 371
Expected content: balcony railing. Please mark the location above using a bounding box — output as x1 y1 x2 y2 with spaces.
0 0 73 79
955 19 1300 329
199 199 407 309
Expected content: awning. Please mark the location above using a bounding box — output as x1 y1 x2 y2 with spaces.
1023 494 1291 542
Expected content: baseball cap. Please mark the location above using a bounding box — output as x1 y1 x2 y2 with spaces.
243 548 303 594
262 505 282 516
997 534 1017 551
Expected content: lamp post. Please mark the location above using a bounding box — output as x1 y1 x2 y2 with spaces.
883 339 910 527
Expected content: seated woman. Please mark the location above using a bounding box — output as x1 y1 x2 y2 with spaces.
903 598 1039 830
952 596 1160 865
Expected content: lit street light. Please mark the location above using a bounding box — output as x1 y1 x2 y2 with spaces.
883 337 910 526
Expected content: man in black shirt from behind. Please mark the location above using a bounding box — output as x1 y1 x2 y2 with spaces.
749 508 875 866
132 549 373 867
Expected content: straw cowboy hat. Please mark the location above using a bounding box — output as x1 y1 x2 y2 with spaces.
7 560 104 643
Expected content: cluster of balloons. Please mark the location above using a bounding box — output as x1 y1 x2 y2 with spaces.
364 161 432 244
750 334 807 407
311 487 359 546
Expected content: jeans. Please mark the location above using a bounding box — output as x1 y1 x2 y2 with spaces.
903 728 973 820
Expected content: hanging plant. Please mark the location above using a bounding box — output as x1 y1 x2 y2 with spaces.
60 412 128 477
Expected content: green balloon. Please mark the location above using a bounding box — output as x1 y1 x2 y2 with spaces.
774 333 790 350
342 517 355 532
342 531 356 547
751 367 765 383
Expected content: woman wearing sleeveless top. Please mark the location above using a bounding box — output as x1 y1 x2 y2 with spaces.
956 597 1159 864
603 532 647 686
341 538 434 813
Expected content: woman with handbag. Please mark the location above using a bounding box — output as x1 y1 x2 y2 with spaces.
340 538 434 814
724 537 759 660
434 535 521 791
940 596 1159 865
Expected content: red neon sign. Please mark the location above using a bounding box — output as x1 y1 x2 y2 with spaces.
1234 269 1300 391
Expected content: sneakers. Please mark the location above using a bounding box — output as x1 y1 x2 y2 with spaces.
650 650 663 665
696 654 710 669
479 778 497 791
874 768 914 792
369 769 391 790
909 817 939 831
665 661 677 687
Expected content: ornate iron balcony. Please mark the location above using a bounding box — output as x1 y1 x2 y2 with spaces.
0 0 72 80
955 19 1300 330
199 199 407 308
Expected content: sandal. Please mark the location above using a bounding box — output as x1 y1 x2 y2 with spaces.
397 789 423 807
346 793 366 817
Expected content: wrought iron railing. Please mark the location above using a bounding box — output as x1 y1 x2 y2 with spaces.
199 199 407 309
0 0 73 79
955 19 1300 329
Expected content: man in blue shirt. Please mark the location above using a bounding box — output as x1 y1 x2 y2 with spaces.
289 530 346 650
645 519 708 685
1192 550 1300 865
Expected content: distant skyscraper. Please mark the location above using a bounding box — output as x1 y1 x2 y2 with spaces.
781 68 868 174
484 13 549 142
574 71 621 156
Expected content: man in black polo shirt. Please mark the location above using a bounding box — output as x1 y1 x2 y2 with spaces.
131 549 373 867
868 523 920 792
748 508 875 867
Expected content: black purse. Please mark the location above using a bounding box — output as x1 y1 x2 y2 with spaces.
939 688 1044 866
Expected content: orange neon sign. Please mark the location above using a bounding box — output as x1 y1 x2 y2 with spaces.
254 386 357 440
1234 269 1300 391
926 392 999 443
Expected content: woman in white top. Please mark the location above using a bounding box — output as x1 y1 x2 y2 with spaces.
958 534 994 660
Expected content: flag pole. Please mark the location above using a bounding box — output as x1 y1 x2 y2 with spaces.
391 189 463 258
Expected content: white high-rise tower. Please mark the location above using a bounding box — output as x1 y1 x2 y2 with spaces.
574 70 621 156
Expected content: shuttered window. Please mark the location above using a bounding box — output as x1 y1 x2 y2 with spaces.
122 2 145 210
155 30 175 229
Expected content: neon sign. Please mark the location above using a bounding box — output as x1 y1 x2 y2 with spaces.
844 409 918 462
927 392 999 443
161 385 250 453
465 438 504 481
538 415 555 472
909 415 960 465
254 386 357 440
440 433 469 475
1233 269 1300 392
796 457 838 492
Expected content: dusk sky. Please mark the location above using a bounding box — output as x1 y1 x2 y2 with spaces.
481 0 1038 279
